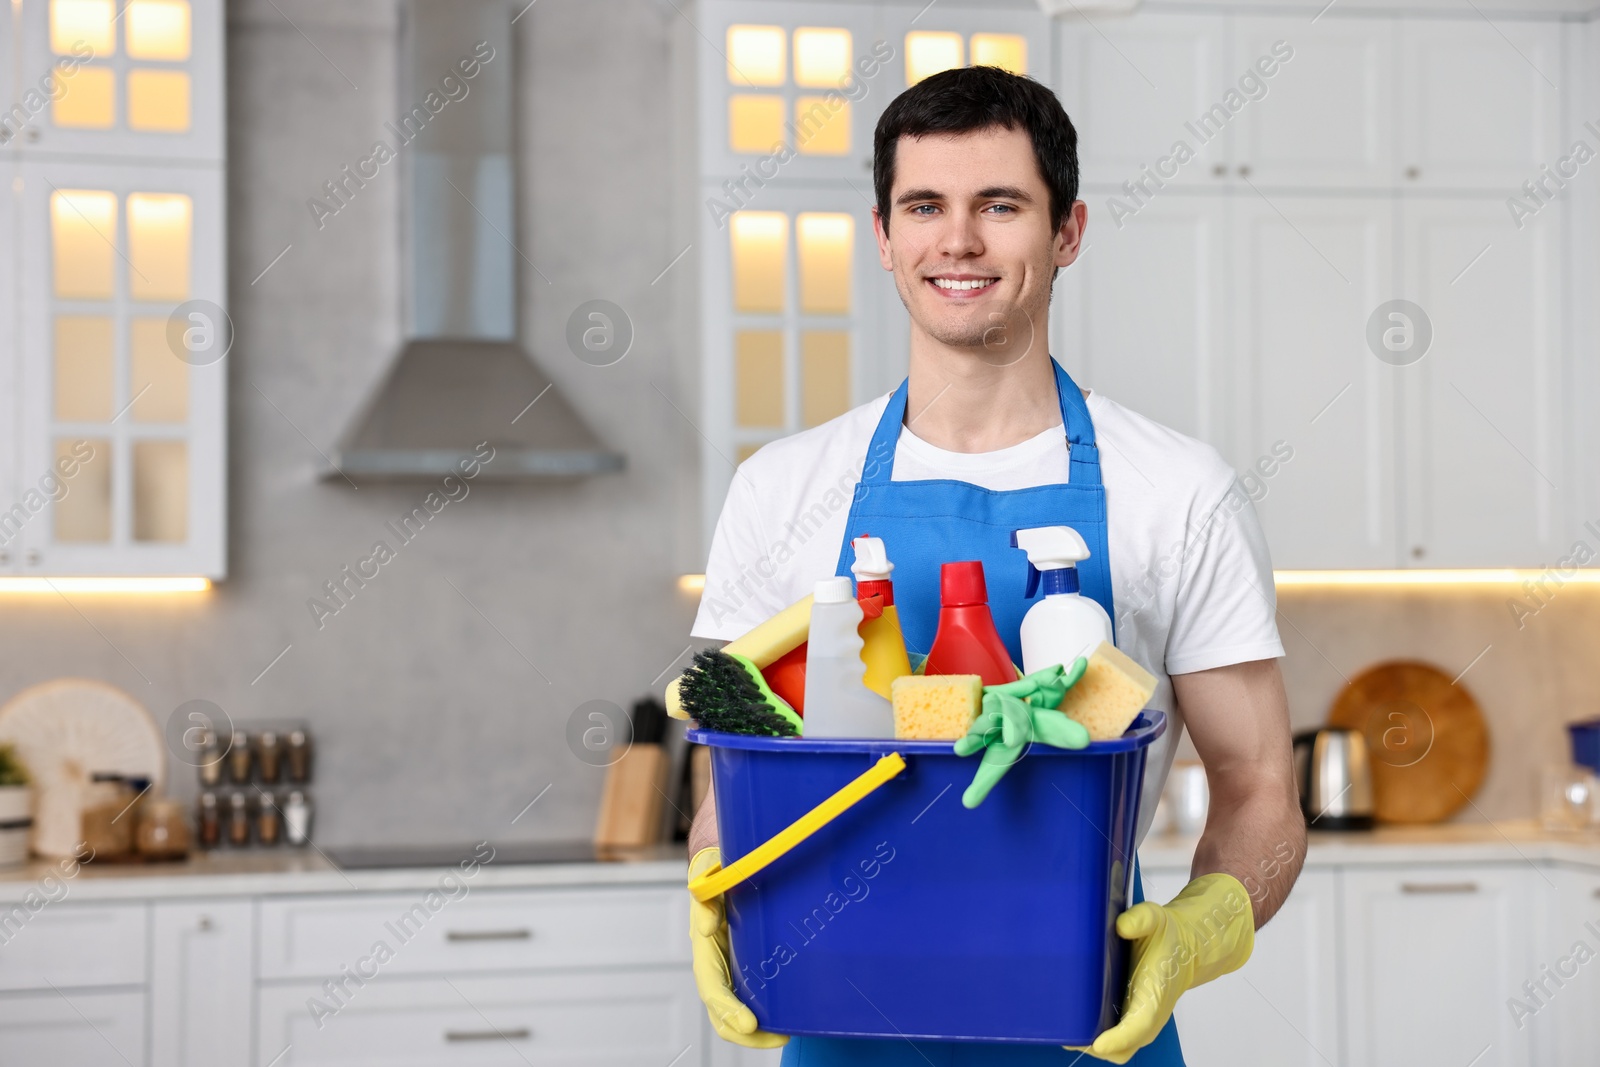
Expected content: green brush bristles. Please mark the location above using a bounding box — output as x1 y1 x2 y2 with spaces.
679 650 803 737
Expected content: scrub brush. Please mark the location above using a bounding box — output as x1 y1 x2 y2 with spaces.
677 649 804 737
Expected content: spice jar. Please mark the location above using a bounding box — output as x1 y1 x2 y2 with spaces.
257 731 283 783
286 729 313 782
197 728 225 787
196 792 221 849
257 793 281 846
227 731 253 784
284 790 313 846
226 792 251 846
136 798 191 860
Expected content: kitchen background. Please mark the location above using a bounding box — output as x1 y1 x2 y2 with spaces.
0 0 1592 844
3 0 1600 1064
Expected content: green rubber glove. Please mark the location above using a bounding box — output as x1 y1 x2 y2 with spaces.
955 659 1089 808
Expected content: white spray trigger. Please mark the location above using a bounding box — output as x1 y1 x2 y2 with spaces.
851 536 893 581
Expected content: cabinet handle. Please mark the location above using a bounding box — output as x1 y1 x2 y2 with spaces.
197 915 213 932
1237 164 1252 178
1212 164 1227 178
445 1027 531 1042
1405 166 1421 180
446 928 533 942
1401 881 1479 894
1411 545 1426 560
25 550 39 566
1591 887 1600 899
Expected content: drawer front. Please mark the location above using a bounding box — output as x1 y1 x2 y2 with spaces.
258 886 687 980
256 969 702 1066
0 989 146 1066
0 902 147 991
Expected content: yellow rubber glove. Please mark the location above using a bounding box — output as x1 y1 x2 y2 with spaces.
1073 873 1255 1064
689 847 788 1049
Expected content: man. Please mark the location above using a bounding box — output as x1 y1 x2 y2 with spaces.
686 66 1305 1065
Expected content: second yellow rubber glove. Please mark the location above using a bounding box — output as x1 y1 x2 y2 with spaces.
1076 872 1255 1064
688 847 788 1050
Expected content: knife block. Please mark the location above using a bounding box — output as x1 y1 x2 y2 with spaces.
594 743 669 849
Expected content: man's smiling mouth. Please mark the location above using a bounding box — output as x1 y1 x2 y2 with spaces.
928 275 1000 294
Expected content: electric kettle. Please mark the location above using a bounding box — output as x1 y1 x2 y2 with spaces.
1293 728 1375 830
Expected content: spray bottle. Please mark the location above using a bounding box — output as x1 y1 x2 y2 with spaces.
803 577 894 738
1012 525 1113 675
851 536 912 699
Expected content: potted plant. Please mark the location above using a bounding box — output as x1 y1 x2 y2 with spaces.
0 744 32 867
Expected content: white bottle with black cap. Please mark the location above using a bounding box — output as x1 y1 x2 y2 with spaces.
1012 525 1113 675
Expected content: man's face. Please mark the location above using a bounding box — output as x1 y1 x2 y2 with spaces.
874 125 1084 357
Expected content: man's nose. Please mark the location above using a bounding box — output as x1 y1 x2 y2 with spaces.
935 211 984 259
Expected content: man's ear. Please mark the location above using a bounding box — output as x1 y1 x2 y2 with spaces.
873 206 894 271
1054 200 1089 269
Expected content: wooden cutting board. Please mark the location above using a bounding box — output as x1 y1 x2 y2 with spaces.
1326 660 1489 824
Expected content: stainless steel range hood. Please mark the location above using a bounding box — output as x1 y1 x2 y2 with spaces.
329 0 623 481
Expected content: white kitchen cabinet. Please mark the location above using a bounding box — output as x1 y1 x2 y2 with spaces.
1055 15 1228 193
1140 865 1342 1067
1533 867 1600 1065
1398 196 1566 568
709 1037 784 1067
256 969 704 1067
257 885 687 979
1230 195 1399 569
0 988 146 1066
1343 865 1535 1067
1055 193 1229 447
1398 19 1563 192
0 900 146 991
14 156 227 577
0 157 16 574
151 899 253 1067
13 0 225 164
1231 16 1396 189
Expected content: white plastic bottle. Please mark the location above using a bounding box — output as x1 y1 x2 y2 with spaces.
1012 526 1114 675
802 577 894 738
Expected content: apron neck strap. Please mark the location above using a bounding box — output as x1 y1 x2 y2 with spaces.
862 358 1100 487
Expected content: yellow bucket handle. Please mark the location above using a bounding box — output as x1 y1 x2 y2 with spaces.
688 752 907 902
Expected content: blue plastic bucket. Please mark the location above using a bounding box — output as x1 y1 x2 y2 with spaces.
690 711 1166 1045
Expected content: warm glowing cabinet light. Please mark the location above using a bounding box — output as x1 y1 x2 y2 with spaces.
12 0 224 581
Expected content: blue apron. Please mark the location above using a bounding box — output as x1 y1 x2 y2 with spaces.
783 358 1184 1067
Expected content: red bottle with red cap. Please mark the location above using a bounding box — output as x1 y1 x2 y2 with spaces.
923 560 1018 687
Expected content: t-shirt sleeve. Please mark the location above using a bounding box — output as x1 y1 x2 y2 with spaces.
691 469 790 642
1163 477 1286 676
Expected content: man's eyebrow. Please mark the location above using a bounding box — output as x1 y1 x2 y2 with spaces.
894 185 1035 207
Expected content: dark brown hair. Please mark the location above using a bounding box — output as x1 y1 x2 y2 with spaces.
873 65 1079 236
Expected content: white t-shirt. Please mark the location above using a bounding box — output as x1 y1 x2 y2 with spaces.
692 388 1285 841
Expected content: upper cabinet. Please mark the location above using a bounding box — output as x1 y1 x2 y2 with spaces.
1397 18 1562 191
1230 16 1396 188
1056 15 1229 193
11 0 224 162
0 0 226 579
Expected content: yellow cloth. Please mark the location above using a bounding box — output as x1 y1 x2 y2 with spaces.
1073 872 1256 1064
688 847 788 1049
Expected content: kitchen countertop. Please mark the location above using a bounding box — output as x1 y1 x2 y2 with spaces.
1138 819 1600 871
0 844 691 904
3 823 1597 904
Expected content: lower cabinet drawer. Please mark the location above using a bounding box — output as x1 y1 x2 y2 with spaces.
258 886 687 979
256 968 702 1066
0 989 146 1066
0 902 147 991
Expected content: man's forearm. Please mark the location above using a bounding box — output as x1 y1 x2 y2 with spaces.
689 785 720 857
1190 778 1306 928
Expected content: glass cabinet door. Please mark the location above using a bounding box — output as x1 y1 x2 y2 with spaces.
699 183 884 547
16 158 225 577
15 0 223 162
698 0 889 185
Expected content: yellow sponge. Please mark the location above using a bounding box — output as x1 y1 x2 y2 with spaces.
1057 641 1158 741
891 675 983 740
